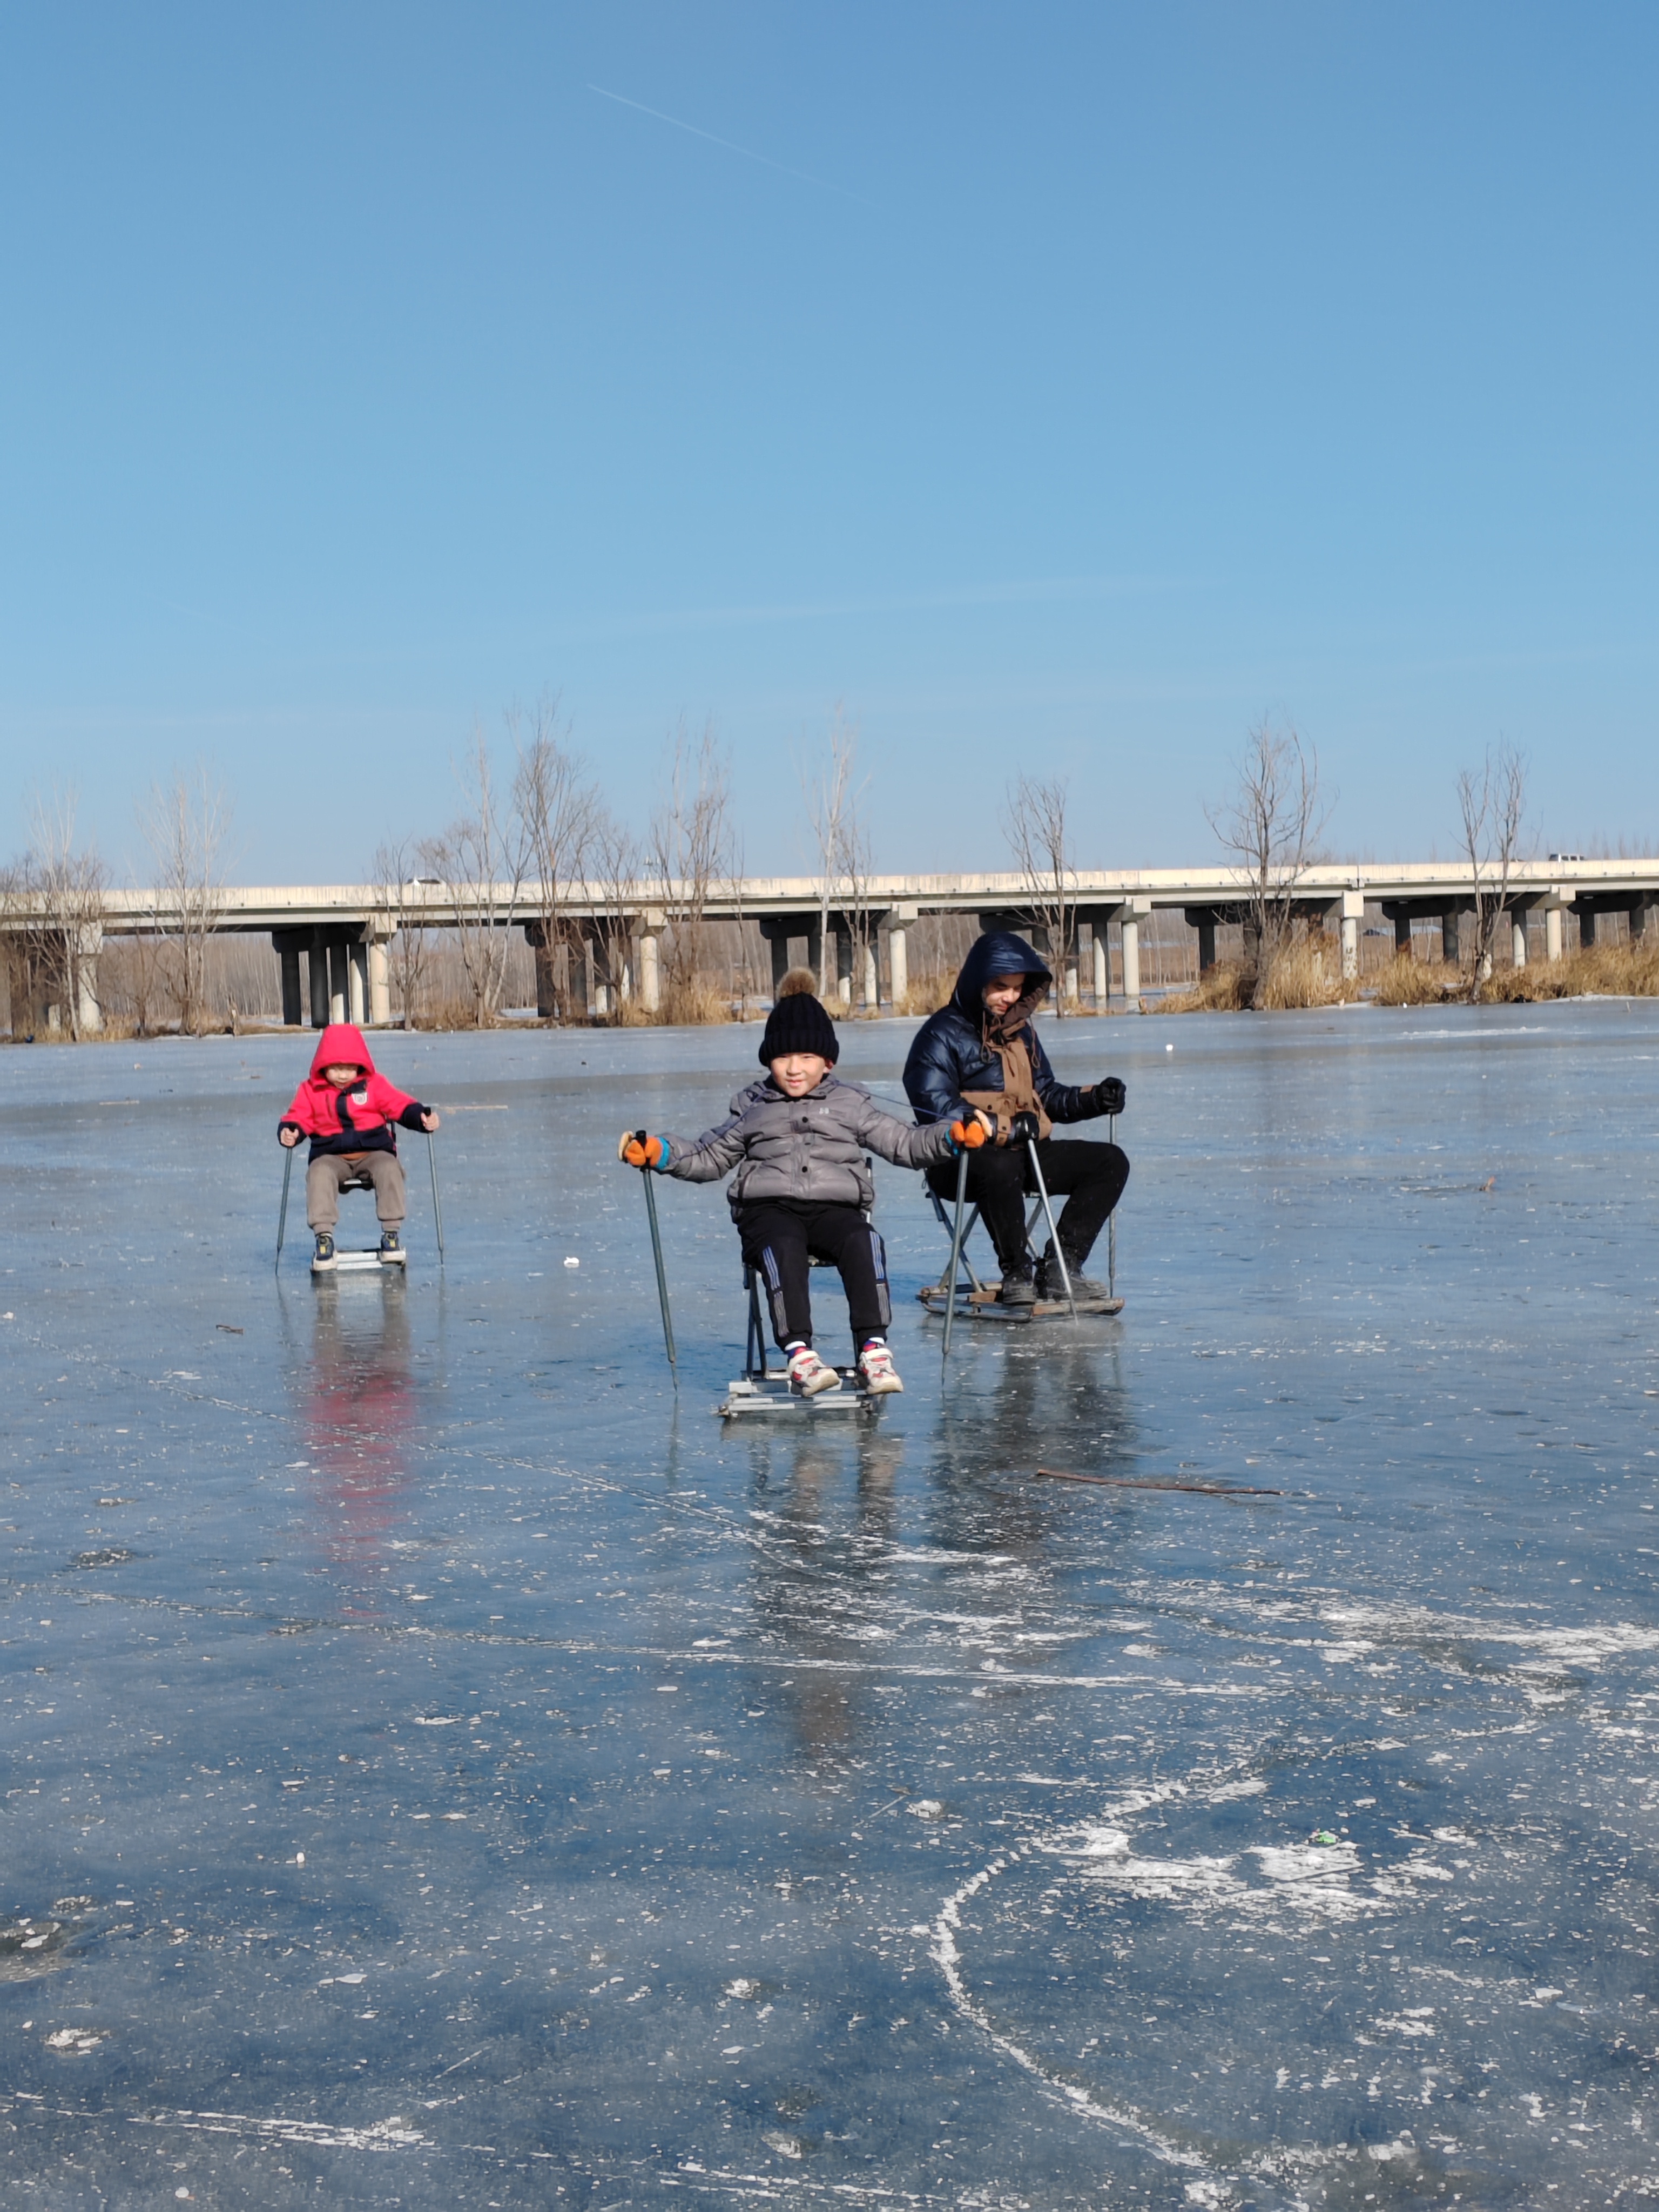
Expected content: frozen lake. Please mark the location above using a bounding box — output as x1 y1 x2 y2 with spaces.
4 1001 1659 2208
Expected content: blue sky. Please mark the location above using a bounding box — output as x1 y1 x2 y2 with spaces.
1 3 1654 882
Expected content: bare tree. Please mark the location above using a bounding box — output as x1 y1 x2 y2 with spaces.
139 766 235 1034
510 696 601 1023
426 728 531 1027
588 807 642 1017
1205 721 1332 1011
1004 774 1077 1015
0 791 108 1040
799 708 867 1004
649 718 733 1016
370 836 436 1029
1456 741 1528 999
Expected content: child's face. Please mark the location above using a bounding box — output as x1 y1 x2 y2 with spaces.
770 1052 830 1097
324 1063 363 1088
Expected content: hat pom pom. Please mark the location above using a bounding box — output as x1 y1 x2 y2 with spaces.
777 966 819 998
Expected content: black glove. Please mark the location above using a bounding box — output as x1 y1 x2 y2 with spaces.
1094 1078 1127 1116
1007 1109 1042 1147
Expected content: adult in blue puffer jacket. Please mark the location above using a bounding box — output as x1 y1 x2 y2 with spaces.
902 928 1129 1305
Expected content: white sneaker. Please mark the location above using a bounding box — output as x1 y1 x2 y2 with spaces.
786 1345 841 1397
857 1342 903 1394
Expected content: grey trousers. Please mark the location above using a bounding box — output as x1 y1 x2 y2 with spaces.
306 1151 406 1231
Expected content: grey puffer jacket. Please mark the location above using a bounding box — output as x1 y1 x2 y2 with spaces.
660 1075 957 1215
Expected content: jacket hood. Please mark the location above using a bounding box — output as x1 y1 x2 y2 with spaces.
949 930 1053 1025
308 1023 377 1080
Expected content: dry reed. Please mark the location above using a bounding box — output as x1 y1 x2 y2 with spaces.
1155 937 1348 1014
1482 941 1659 1001
1370 957 1459 1006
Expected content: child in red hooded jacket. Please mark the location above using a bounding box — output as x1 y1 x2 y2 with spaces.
278 1023 440 1270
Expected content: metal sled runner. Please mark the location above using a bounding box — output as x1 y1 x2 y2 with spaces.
717 1262 880 1419
916 1186 1123 1324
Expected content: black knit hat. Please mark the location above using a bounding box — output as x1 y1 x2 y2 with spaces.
759 979 840 1067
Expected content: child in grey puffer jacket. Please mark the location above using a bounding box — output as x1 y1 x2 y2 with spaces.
619 976 986 1397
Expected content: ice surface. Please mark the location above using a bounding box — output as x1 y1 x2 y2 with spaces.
3 1003 1659 2206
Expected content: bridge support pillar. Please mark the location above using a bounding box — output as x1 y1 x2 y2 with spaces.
756 914 820 1001
1091 924 1108 1003
1394 911 1412 957
1441 909 1461 966
326 940 349 1025
887 921 908 1008
308 930 331 1027
348 940 368 1026
1579 905 1597 951
274 937 304 1026
638 929 660 1014
1120 915 1141 1004
1545 906 1563 963
832 925 854 1007
1338 888 1365 981
68 924 103 1035
367 936 391 1026
1512 915 1528 969
582 935 605 1019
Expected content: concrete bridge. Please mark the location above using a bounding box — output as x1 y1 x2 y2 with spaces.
6 858 1658 1030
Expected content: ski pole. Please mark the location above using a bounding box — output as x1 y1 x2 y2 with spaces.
635 1130 677 1371
1025 1132 1077 1317
1107 1113 1117 1298
941 1144 970 1360
426 1130 446 1263
275 1146 293 1273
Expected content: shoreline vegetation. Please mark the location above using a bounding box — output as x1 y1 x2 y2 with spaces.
10 935 1659 1043
1155 935 1659 1014
10 720 1657 1042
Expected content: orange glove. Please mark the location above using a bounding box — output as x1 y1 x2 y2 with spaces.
618 1130 667 1169
950 1116 989 1151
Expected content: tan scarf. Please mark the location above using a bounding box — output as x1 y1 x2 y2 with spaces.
960 1003 1053 1142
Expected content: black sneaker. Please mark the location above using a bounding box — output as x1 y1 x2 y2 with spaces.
999 1261 1037 1307
312 1231 338 1272
379 1228 402 1260
1036 1247 1108 1301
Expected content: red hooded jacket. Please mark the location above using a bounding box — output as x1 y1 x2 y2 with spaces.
279 1024 429 1159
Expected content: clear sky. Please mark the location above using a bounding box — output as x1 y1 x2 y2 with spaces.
1 3 1654 884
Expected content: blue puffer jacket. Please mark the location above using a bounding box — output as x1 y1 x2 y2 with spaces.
902 929 1107 1128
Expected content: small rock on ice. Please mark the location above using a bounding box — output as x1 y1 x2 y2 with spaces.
564 1256 579 1269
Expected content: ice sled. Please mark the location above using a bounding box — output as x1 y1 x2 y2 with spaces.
915 1185 1123 1323
314 1243 405 1278
275 1134 444 1277
716 1262 880 1420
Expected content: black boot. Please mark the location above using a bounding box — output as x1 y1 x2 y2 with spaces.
999 1256 1036 1307
1036 1241 1108 1301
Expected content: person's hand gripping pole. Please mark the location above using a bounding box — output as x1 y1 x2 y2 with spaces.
941 1112 989 1359
1092 1077 1126 1299
619 1129 676 1371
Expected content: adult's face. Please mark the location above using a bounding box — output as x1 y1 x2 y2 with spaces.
980 974 1027 1017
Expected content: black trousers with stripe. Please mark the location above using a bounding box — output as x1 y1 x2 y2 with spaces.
736 1199 891 1356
